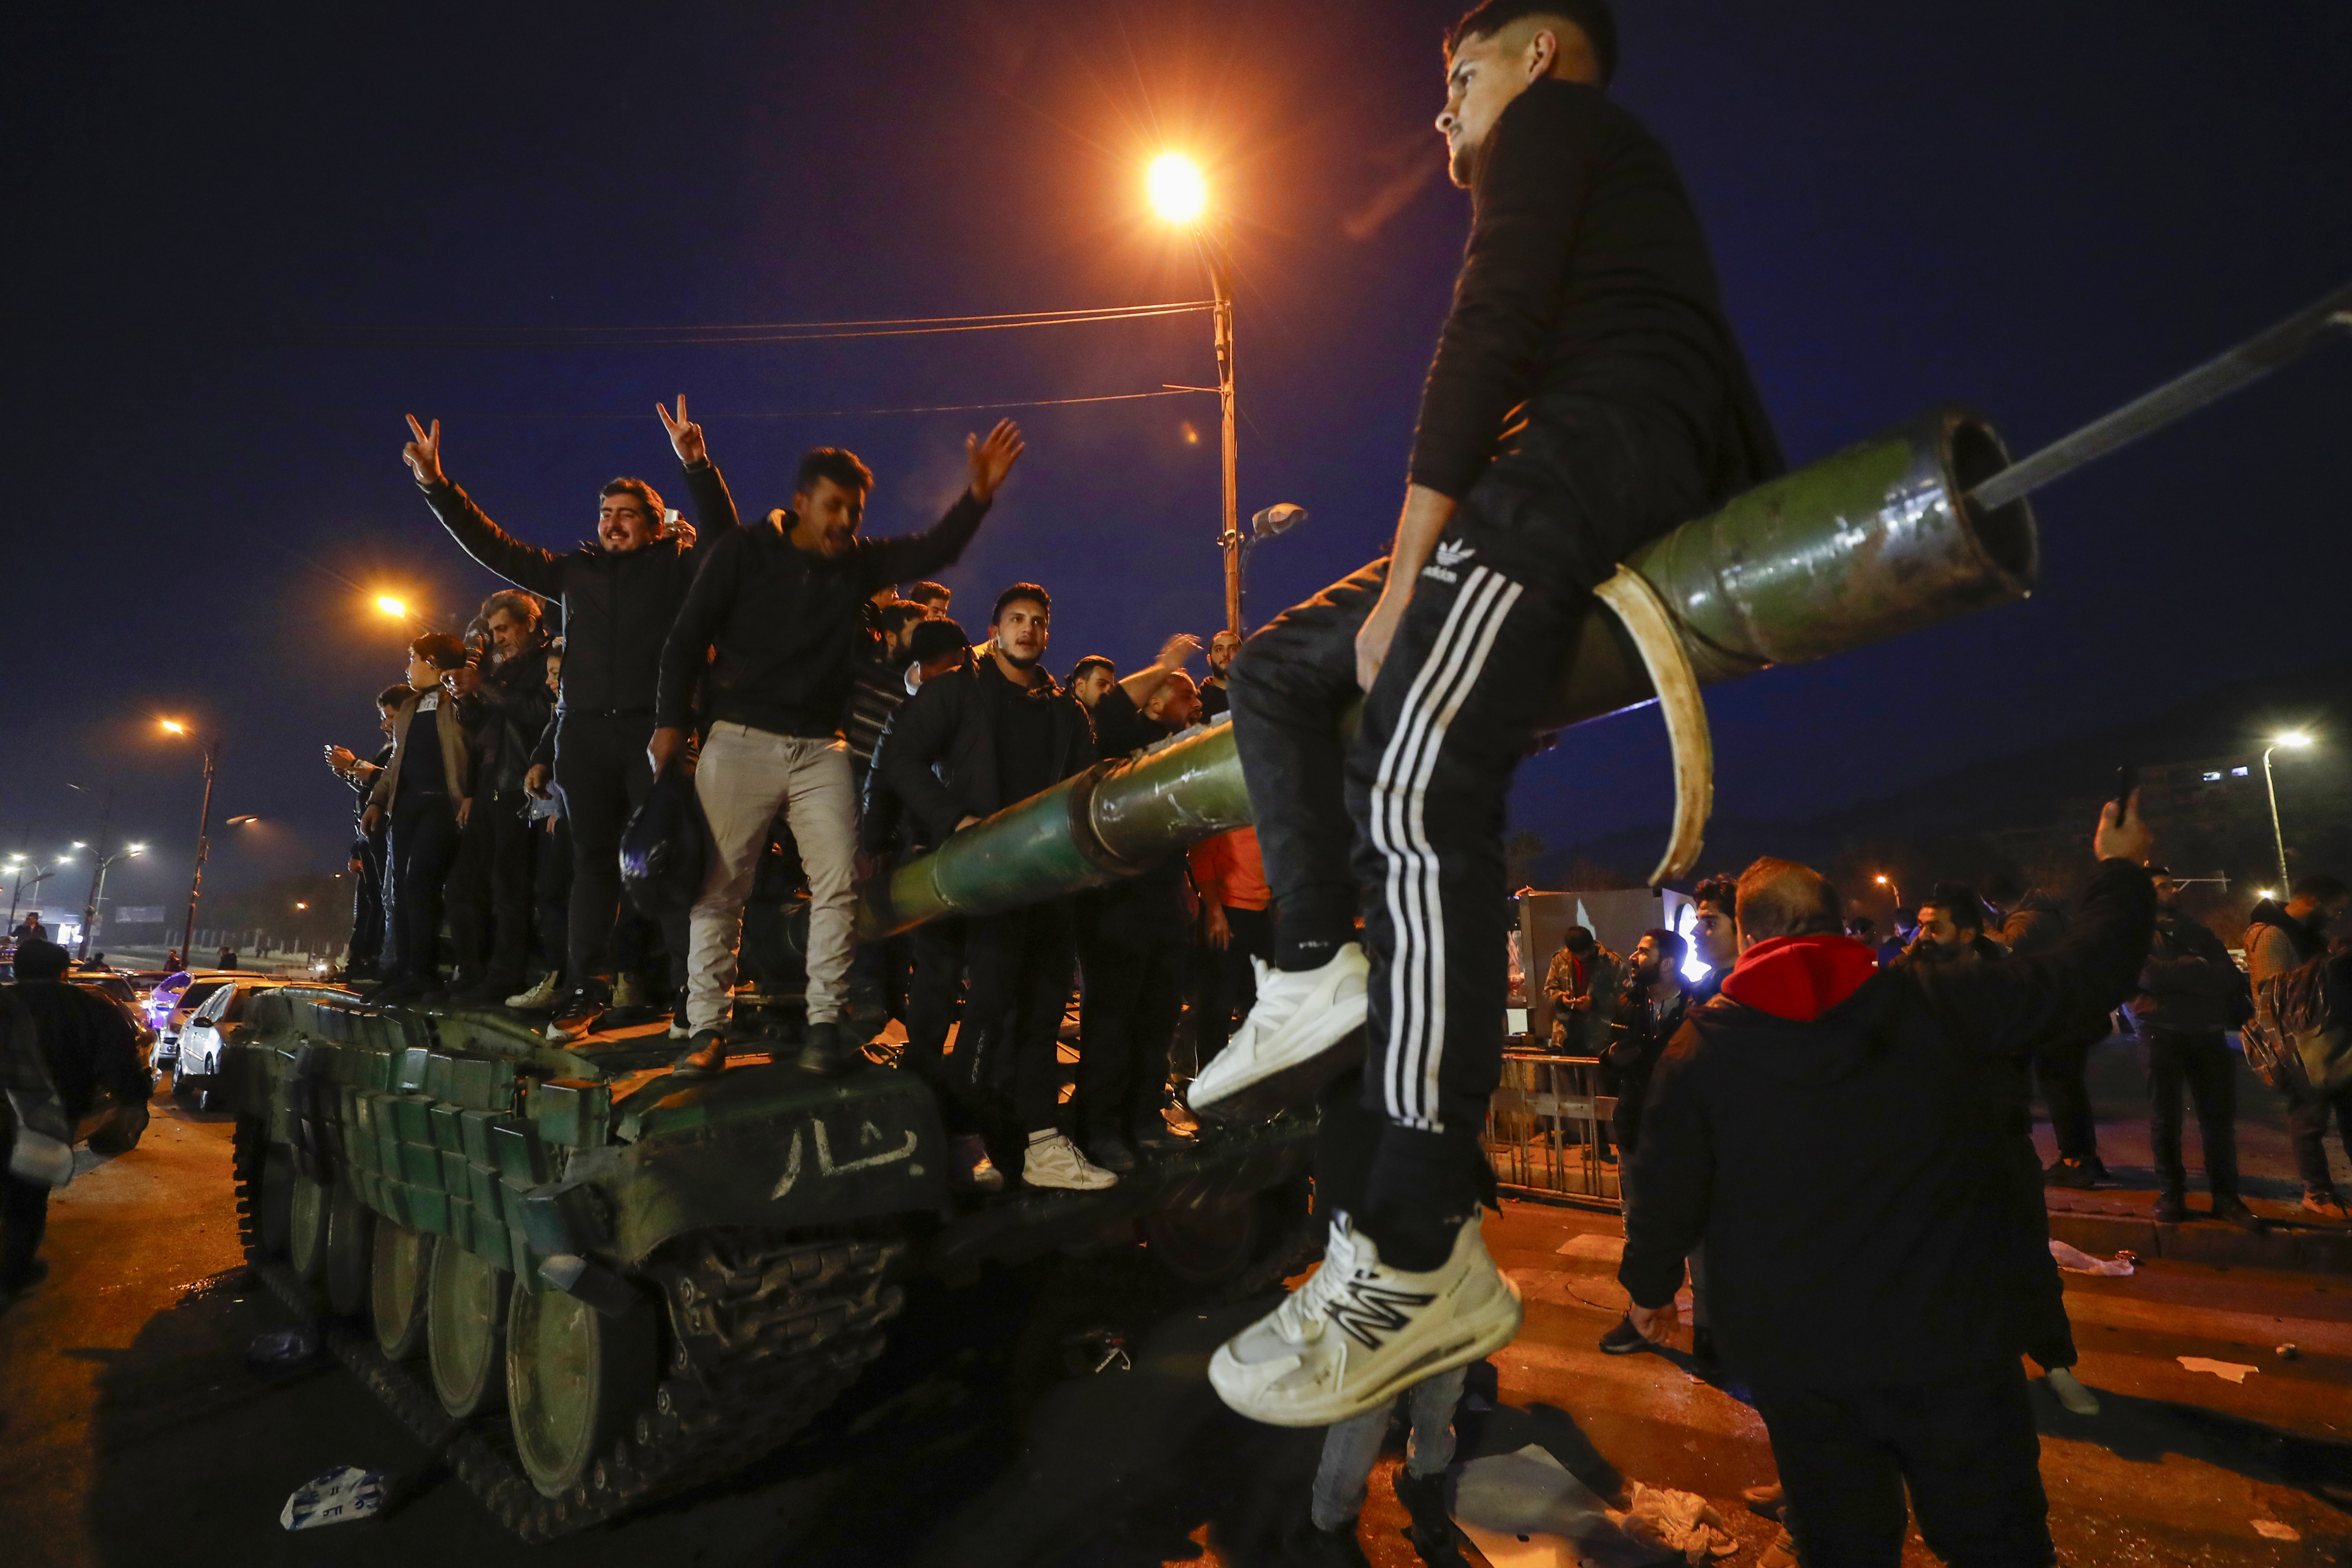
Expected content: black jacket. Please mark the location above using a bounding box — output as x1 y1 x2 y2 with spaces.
656 490 989 738
470 634 556 796
2131 914 2241 1036
10 979 148 1124
418 459 738 718
1409 78 1782 506
870 657 1095 852
1618 859 2154 1390
1602 980 1690 1151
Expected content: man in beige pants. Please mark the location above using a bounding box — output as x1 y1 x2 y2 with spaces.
652 420 1026 1075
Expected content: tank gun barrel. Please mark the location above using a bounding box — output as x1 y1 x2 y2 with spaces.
859 406 2033 938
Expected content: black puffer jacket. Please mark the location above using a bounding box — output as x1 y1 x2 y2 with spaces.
418 459 738 717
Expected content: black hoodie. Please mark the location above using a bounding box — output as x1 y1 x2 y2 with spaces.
1619 859 2153 1389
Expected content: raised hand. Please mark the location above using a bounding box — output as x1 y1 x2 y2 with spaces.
966 419 1026 502
656 395 707 466
1155 632 1202 672
403 415 445 487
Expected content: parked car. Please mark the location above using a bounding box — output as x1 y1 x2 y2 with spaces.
154 971 264 1069
69 973 161 1067
172 976 305 1109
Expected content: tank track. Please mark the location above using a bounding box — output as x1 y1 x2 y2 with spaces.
232 1113 270 1257
236 1117 908 1544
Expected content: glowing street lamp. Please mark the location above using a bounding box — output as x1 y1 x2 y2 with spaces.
2261 731 2315 892
1874 873 1904 909
375 595 409 619
1147 151 1242 635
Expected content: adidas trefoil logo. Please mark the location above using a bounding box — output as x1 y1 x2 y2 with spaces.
1324 1277 1438 1349
1421 538 1477 584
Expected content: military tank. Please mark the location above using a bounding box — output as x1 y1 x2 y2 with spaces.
223 989 1318 1538
219 406 2051 1538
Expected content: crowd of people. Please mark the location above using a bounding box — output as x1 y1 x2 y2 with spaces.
323 397 1275 1197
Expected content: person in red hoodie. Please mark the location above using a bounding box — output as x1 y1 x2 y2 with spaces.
1617 798 2155 1568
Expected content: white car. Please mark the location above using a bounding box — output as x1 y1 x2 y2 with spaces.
172 976 300 1110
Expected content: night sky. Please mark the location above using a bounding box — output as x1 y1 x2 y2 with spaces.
9 2 2350 934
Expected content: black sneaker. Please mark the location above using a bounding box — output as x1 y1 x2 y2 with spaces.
796 1021 860 1076
2210 1196 2267 1234
545 989 605 1041
2153 1191 2187 1224
672 1028 728 1079
2043 1157 2104 1190
1083 1131 1138 1174
669 986 691 1041
846 980 890 1038
1598 1314 1649 1355
368 975 424 1005
1392 1469 1464 1565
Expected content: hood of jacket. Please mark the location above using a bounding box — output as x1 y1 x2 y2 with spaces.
2248 899 2308 940
1693 934 1895 1089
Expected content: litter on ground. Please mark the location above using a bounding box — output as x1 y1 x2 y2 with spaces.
2047 1239 2135 1275
2175 1357 2259 1384
280 1464 388 1530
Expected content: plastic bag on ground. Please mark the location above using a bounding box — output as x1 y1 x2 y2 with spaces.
1617 1481 1739 1562
245 1325 328 1379
1449 1448 1712 1568
619 765 707 917
2049 1238 2135 1275
280 1464 387 1529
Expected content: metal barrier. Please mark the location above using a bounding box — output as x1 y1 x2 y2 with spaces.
1485 1050 1621 1209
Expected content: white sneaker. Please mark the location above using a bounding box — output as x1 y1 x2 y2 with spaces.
1021 1131 1119 1191
1187 945 1369 1121
611 973 652 1011
505 971 562 1011
1209 1213 1521 1428
2045 1367 2100 1416
952 1133 1006 1194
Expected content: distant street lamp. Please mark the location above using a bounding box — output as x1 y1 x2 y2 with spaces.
2261 731 2314 893
1148 152 1243 634
1874 873 1904 909
6 853 70 930
76 840 147 961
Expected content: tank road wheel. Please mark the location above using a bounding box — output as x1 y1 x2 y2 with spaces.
1141 1196 1263 1285
506 1282 656 1499
371 1224 435 1361
287 1173 330 1283
427 1243 511 1419
324 1180 375 1317
258 1147 296 1255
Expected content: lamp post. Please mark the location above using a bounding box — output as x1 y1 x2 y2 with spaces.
1874 873 1904 910
2260 731 2313 893
160 720 221 962
74 840 146 961
1148 153 1243 635
7 854 68 931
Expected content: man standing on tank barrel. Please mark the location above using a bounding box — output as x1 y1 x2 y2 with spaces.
402 400 738 1040
1191 0 1784 1425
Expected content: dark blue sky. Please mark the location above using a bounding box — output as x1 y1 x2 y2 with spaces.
9 1 2350 927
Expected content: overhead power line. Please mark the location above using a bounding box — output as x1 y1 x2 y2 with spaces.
215 300 1217 352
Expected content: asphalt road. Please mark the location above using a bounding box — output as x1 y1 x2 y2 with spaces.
2 1081 2347 1567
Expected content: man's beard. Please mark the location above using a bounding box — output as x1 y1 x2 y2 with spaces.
998 644 1041 671
1448 135 1479 189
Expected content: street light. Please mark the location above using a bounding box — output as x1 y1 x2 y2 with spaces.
6 853 70 931
2261 731 2314 894
76 839 146 961
159 718 222 962
1148 152 1242 635
1874 873 1904 909
375 595 408 619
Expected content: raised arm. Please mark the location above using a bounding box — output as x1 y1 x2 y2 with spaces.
1923 799 2157 1053
858 420 1025 589
656 396 741 550
402 416 568 597
1118 633 1201 708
